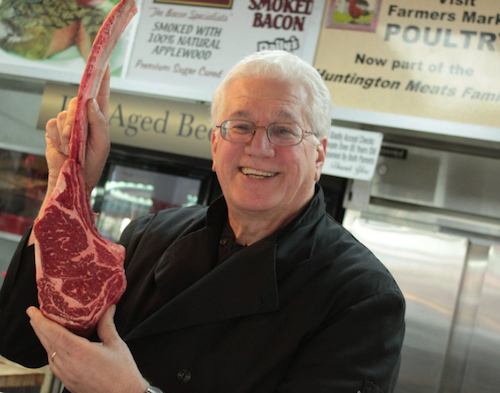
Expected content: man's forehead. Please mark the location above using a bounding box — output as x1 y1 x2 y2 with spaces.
217 77 308 124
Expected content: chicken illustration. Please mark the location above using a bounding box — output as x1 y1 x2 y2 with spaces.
348 0 370 20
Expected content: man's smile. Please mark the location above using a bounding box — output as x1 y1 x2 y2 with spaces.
240 167 277 179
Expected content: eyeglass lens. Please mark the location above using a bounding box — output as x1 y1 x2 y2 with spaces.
221 120 303 146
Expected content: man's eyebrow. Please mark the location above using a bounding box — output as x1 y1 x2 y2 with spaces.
226 110 298 122
227 110 251 119
272 110 299 123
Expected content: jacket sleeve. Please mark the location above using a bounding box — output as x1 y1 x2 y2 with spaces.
276 289 406 393
0 228 48 367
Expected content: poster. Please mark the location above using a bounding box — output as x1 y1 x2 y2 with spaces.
126 0 326 101
0 0 136 81
314 0 500 132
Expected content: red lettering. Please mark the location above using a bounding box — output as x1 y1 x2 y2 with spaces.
253 12 305 30
248 0 313 14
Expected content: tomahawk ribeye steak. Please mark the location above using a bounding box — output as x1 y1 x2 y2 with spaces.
33 0 137 336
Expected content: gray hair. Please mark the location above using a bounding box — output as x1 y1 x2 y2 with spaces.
211 50 332 139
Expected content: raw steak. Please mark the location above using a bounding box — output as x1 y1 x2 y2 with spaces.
33 0 137 337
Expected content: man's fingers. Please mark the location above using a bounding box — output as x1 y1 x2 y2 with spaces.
85 89 110 189
55 111 67 139
97 305 119 347
26 307 63 352
45 119 60 146
26 307 84 360
87 97 108 147
96 65 110 119
61 98 78 154
45 97 78 156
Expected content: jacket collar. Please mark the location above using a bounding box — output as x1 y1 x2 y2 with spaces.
123 186 325 341
124 198 279 340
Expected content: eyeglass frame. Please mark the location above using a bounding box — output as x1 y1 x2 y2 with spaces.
215 119 317 147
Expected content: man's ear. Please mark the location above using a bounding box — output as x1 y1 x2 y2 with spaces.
314 137 327 182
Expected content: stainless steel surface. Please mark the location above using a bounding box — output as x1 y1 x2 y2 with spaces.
370 143 500 220
438 243 489 393
461 245 500 393
343 142 500 393
344 210 467 393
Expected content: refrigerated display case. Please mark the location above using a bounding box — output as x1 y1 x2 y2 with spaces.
91 146 219 243
95 163 205 242
0 143 48 287
0 144 48 236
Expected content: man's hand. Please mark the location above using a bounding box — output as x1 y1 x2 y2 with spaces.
27 305 150 393
44 66 111 194
28 67 112 247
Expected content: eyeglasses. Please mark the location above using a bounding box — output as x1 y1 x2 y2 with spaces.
215 120 315 147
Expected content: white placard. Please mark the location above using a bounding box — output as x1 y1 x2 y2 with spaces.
126 0 326 101
323 126 383 181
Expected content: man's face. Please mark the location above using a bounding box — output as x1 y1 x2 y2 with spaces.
211 77 327 225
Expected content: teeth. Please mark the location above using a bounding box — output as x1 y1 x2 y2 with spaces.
241 168 276 178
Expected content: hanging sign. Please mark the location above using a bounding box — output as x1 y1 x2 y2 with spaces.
125 0 326 101
37 82 213 160
314 0 500 132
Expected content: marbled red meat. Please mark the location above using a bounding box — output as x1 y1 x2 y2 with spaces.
33 0 137 336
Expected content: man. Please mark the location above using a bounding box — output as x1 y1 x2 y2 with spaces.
0 50 405 393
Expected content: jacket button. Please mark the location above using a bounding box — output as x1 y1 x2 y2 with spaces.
177 369 192 383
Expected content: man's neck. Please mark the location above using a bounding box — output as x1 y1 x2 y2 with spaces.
227 207 301 246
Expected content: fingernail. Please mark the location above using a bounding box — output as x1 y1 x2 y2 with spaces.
26 307 34 318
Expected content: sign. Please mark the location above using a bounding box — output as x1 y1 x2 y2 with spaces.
126 0 326 101
323 127 383 180
0 0 326 101
0 0 135 82
314 0 500 131
37 83 213 160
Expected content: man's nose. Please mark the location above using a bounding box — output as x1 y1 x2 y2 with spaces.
245 127 274 156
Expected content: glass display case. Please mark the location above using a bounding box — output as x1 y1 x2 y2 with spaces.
95 163 206 243
0 144 48 237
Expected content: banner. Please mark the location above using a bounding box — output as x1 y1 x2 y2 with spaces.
314 0 500 130
125 0 326 101
37 83 213 160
